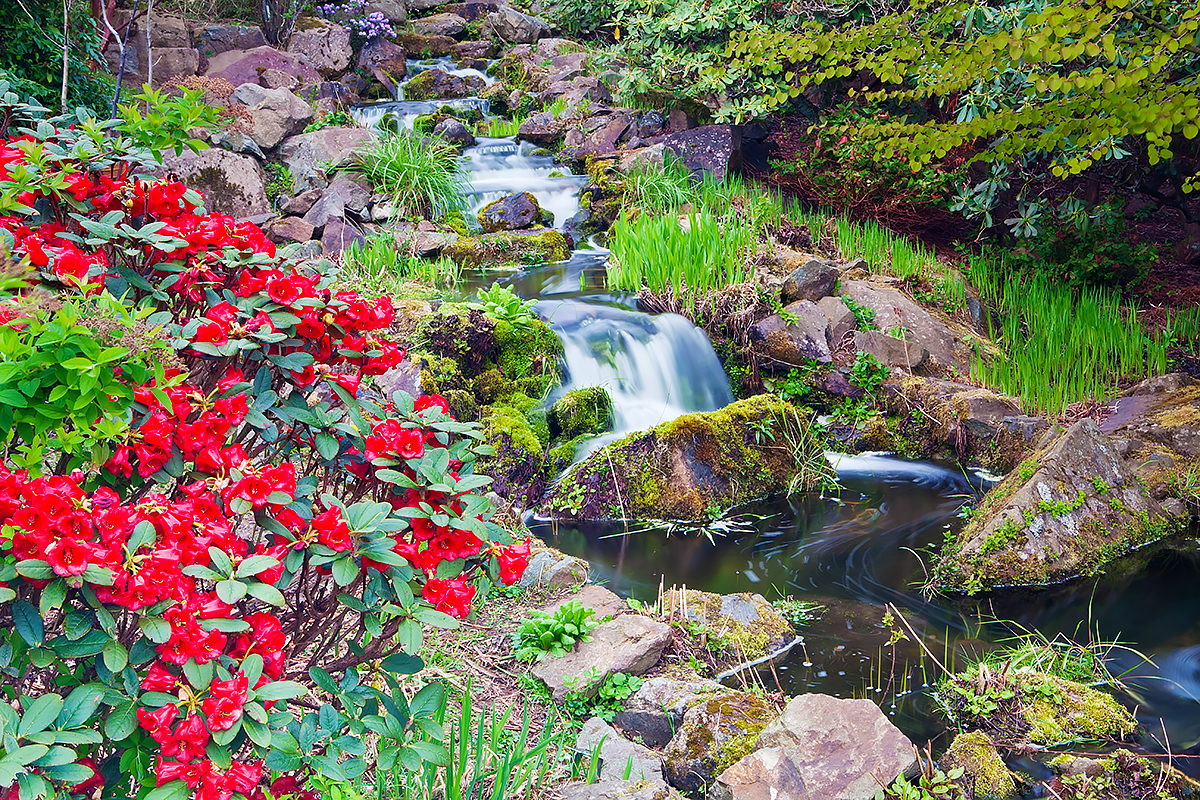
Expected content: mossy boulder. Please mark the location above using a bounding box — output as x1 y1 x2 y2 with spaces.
940 731 1017 798
550 387 614 439
662 691 776 795
418 303 561 394
443 227 571 267
542 395 826 521
934 418 1186 594
477 402 546 505
938 667 1136 747
660 588 794 668
403 68 485 100
1045 750 1200 798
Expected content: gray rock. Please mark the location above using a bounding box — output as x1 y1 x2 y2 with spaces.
576 115 633 158
853 330 927 371
358 38 408 94
781 257 838 304
478 191 541 232
558 779 685 800
539 76 611 108
659 124 742 181
660 588 795 666
148 47 200 84
260 69 301 91
750 300 834 367
193 23 267 56
618 144 670 173
409 0 453 9
531 615 672 702
265 217 315 244
520 543 589 589
210 129 266 159
710 694 916 800
205 45 321 89
277 127 378 192
149 15 191 48
432 118 476 147
404 68 486 100
484 6 550 43
410 229 458 256
411 12 467 37
664 691 777 795
840 280 970 373
303 174 370 228
614 677 722 748
816 296 856 349
518 111 565 145
575 717 663 782
281 188 322 215
160 148 269 219
368 0 408 22
233 85 313 150
541 584 628 622
287 18 353 76
321 218 365 256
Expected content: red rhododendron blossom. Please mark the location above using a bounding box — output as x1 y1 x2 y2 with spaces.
422 577 476 618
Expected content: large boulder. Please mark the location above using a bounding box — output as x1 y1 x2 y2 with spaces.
368 0 407 22
660 588 795 667
286 18 353 76
358 38 408 93
443 228 571 267
149 48 200 84
518 111 566 146
542 395 825 522
403 68 486 100
558 780 685 800
614 677 723 749
193 23 267 56
160 148 269 219
839 280 972 373
398 32 459 56
853 330 927 371
231 84 313 150
663 691 776 795
519 539 589 589
478 191 542 232
277 127 378 193
710 694 917 800
1101 373 1200 458
204 45 321 89
531 614 672 702
780 256 838 304
749 299 835 367
659 125 742 182
576 717 663 782
484 6 550 42
933 417 1182 593
410 12 467 37
939 732 1017 798
432 117 475 147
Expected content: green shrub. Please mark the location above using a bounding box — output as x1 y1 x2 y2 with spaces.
476 282 539 337
511 600 598 661
0 0 115 112
342 129 469 219
849 351 889 394
1000 210 1156 291
116 85 222 160
564 672 643 721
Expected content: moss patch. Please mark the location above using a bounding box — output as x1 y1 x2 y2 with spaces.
549 387 614 439
443 228 571 268
941 731 1017 798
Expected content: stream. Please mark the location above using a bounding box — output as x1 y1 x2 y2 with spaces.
357 72 1200 769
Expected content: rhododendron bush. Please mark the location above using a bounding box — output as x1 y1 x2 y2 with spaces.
0 99 530 800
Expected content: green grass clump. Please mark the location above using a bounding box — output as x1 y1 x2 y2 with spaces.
342 232 460 296
621 157 694 213
967 252 1169 415
606 210 757 296
476 116 522 138
341 129 469 219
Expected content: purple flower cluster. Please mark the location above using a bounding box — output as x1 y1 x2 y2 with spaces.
314 0 397 43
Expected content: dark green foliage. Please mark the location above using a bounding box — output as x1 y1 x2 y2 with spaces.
564 672 643 721
1000 209 1156 291
0 0 115 112
849 351 888 394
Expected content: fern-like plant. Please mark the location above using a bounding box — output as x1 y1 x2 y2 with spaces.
511 600 598 662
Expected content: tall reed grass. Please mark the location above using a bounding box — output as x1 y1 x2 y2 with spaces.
342 129 469 219
967 252 1169 414
606 210 757 296
343 232 460 295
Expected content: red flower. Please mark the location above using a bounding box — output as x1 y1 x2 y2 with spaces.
311 506 354 552
141 662 180 693
415 394 451 416
138 703 179 745
201 673 248 731
494 540 531 585
422 577 476 618
163 713 210 762
44 536 93 576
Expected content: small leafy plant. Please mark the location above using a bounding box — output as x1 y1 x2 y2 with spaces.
564 671 643 721
511 601 598 661
874 767 966 800
849 351 889 394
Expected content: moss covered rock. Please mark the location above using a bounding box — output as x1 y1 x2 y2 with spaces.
662 691 776 795
477 403 546 505
443 227 571 267
550 387 614 439
542 395 826 521
660 588 794 668
940 731 1017 798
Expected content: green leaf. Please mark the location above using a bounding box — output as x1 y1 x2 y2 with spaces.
105 700 138 741
12 600 44 645
331 557 359 587
235 554 279 578
144 780 191 800
18 694 64 737
103 639 129 672
216 579 248 603
246 582 286 606
380 652 424 675
57 683 105 729
139 616 171 644
252 681 308 702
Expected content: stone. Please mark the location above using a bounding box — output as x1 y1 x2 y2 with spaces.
659 124 742 181
320 218 365 256
531 615 672 702
265 217 315 244
539 76 611 108
575 717 663 782
577 116 633 158
456 38 499 58
542 584 628 622
399 32 460 56
853 330 928 371
193 23 267 56
781 256 838 303
618 144 670 173
935 417 1183 592
660 588 794 666
663 691 776 795
281 188 321 215
412 230 459 256
277 127 378 192
519 540 589 589
1102 373 1200 458
518 111 565 146
149 48 200 84
840 280 972 373
557 779 685 800
409 0 452 9
149 15 191 48
478 191 541 232
368 0 408 22
160 148 269 219
484 6 550 43
410 12 468 37
710 694 917 800
536 37 577 58
260 69 300 91
614 677 723 749
543 396 824 522
205 46 321 89
233 85 313 150
816 296 856 348
358 37 408 93
287 18 353 76
303 175 371 229
210 129 266 158
443 228 571 267
432 118 476 147
403 68 486 100
939 732 1017 798
749 300 834 367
